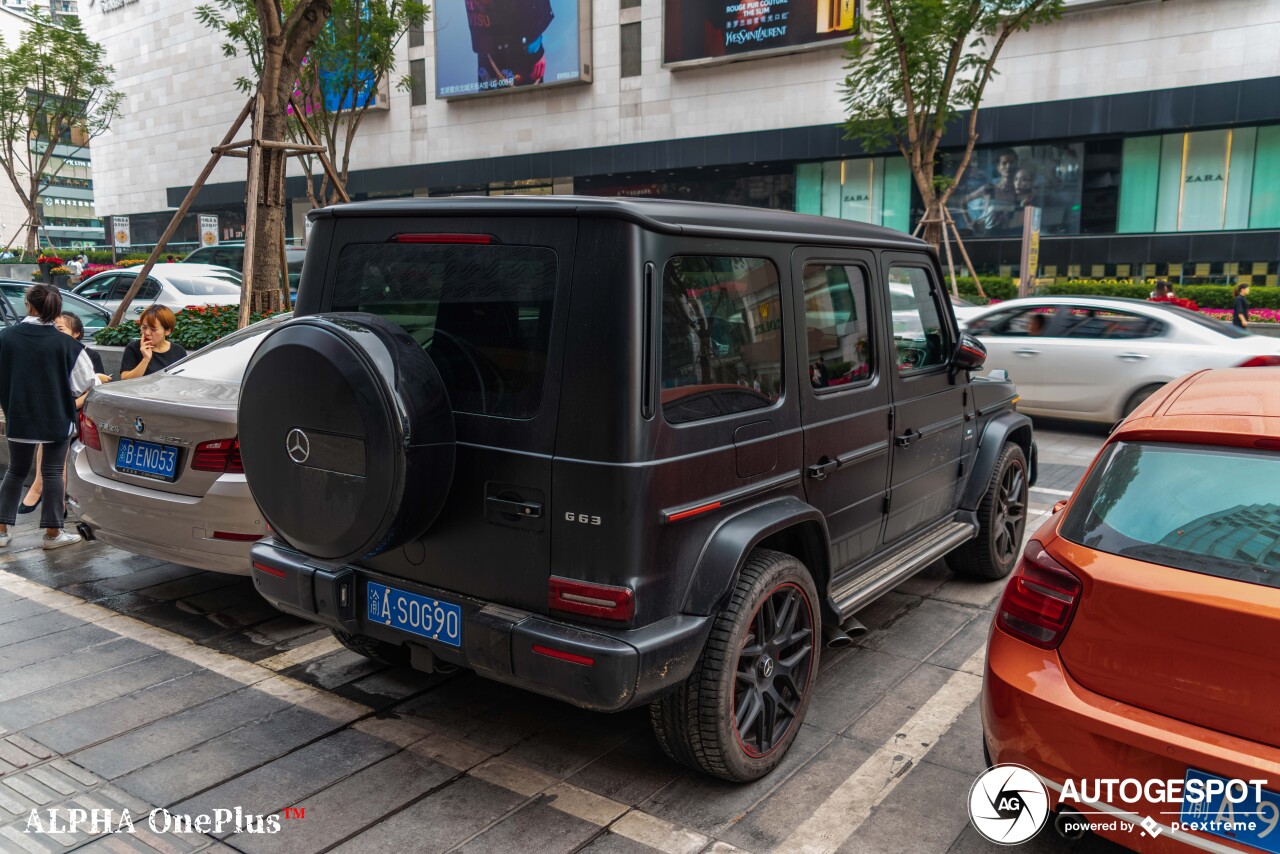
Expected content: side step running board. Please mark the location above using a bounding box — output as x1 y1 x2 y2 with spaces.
828 520 978 620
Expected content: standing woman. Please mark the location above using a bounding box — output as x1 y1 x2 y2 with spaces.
0 284 99 549
1232 283 1251 330
119 305 186 379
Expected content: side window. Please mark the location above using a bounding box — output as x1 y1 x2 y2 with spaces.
1059 306 1162 340
803 263 874 390
139 279 162 300
61 296 106 335
993 306 1056 337
661 256 782 425
77 275 115 300
888 266 949 373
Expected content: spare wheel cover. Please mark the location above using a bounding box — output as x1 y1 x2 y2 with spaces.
238 313 455 561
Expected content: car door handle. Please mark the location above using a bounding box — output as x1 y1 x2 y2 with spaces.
1117 353 1149 361
807 459 838 480
895 429 922 447
484 496 542 518
1013 348 1041 356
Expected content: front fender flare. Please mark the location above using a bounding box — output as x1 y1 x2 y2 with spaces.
962 411 1035 511
680 496 830 617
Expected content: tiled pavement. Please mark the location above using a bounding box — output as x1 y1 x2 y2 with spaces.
0 427 1114 854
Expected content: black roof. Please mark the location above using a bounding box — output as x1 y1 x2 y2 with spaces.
312 195 929 251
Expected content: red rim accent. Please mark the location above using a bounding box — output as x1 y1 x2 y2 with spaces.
666 501 722 523
730 580 816 760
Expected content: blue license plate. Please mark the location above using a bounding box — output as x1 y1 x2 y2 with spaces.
1181 769 1280 853
115 438 179 481
366 581 462 648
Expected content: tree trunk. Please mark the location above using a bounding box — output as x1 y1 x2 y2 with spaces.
248 102 288 316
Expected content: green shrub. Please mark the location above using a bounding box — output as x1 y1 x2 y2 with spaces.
952 276 1017 301
95 304 278 350
1036 281 1280 310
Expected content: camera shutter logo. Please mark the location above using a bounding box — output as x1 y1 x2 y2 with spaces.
968 764 1050 845
286 429 310 464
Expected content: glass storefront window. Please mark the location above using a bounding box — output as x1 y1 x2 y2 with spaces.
1129 127 1265 233
794 157 910 231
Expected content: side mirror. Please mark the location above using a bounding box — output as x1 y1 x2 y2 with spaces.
953 332 987 372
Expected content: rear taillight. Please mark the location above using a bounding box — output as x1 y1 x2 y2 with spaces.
78 412 101 451
996 540 1081 650
1237 355 1280 368
193 437 243 473
548 576 635 622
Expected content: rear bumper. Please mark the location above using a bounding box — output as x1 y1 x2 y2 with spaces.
67 444 263 575
250 541 713 713
983 624 1280 853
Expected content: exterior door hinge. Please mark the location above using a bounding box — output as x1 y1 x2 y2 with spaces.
882 492 892 514
888 409 895 432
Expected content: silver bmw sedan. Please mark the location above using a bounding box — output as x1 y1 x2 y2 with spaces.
67 313 291 574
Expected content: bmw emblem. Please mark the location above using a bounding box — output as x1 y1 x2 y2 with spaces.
134 417 144 435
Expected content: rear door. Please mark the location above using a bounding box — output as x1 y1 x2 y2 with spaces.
794 249 892 570
321 216 577 615
881 256 967 543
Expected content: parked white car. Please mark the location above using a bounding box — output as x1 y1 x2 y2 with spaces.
72 263 242 317
962 296 1280 422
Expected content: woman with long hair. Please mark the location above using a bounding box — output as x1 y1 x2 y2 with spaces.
0 284 100 548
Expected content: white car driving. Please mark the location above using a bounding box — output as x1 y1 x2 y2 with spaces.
962 296 1280 422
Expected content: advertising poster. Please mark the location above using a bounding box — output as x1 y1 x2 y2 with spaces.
199 215 219 247
434 0 589 99
664 0 856 67
113 215 130 248
949 143 1085 239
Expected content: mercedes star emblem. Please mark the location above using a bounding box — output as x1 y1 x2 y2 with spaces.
134 416 144 435
286 428 311 464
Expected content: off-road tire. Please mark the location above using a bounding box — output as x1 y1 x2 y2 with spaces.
330 628 409 667
650 549 820 782
948 443 1028 580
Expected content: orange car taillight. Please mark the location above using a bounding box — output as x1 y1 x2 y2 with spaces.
193 437 243 473
78 412 101 451
996 540 1081 650
548 576 635 622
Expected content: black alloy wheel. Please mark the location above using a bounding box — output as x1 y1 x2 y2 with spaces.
991 456 1027 569
649 549 821 782
734 583 814 757
948 442 1029 580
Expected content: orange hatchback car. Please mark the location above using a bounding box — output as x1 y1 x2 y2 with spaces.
983 367 1280 853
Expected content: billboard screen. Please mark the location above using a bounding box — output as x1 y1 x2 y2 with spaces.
664 0 856 67
434 0 591 99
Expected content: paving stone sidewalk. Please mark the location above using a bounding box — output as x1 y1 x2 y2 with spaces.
0 428 1114 854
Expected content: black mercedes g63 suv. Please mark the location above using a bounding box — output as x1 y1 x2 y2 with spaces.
239 197 1034 782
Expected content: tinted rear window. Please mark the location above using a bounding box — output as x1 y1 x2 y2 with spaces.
332 243 556 419
168 276 242 296
1061 441 1280 589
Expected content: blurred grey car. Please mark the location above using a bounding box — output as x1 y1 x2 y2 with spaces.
67 313 291 574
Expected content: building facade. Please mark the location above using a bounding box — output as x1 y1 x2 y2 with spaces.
0 3 100 251
89 0 1280 281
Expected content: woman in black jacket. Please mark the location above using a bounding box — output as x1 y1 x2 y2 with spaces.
0 285 100 549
